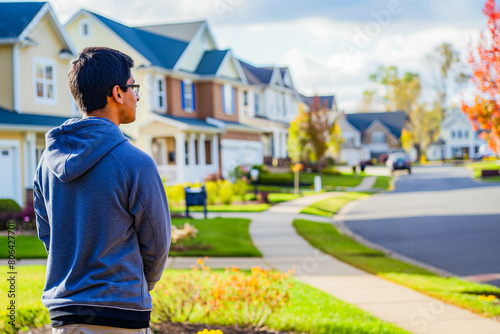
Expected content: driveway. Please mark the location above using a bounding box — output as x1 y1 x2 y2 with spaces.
341 165 500 287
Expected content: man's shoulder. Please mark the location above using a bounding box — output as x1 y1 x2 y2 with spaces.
110 141 157 169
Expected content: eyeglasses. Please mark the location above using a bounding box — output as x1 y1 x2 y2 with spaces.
108 84 140 97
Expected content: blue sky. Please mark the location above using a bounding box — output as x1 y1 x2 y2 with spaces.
21 0 491 111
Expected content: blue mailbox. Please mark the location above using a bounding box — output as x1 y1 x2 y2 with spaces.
185 186 207 219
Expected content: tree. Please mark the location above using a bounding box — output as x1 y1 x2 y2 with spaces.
367 66 440 158
426 42 469 118
287 96 342 172
461 0 500 153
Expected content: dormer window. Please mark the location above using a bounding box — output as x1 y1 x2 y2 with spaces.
80 19 91 38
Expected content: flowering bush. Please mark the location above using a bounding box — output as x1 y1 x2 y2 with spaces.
165 184 186 205
232 178 248 202
153 259 293 329
218 180 234 205
205 181 218 205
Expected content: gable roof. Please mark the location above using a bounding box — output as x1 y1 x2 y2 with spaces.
0 2 45 40
238 60 274 85
346 111 407 138
300 94 336 110
195 50 229 75
86 11 189 69
137 21 205 42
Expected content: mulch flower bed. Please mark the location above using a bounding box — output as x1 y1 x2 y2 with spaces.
24 322 299 334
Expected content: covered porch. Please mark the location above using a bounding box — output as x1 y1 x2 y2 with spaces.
142 113 223 184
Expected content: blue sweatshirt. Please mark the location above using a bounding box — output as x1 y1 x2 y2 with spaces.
33 117 171 328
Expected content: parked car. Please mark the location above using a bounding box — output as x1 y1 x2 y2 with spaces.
386 153 411 174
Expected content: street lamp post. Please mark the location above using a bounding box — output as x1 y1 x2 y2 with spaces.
250 169 259 200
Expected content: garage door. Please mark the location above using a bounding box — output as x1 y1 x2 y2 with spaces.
0 147 16 200
221 139 263 177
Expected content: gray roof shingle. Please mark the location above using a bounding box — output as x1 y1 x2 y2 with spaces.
0 106 71 127
238 60 273 85
346 111 408 138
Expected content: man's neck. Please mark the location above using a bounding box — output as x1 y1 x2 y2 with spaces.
83 109 119 126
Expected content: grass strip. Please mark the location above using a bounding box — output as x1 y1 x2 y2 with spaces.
170 203 271 213
300 192 369 217
0 217 261 259
373 176 393 190
293 219 500 318
0 265 409 334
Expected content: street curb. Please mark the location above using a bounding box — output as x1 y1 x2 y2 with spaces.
332 195 457 278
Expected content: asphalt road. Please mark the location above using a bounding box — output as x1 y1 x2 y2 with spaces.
342 164 500 287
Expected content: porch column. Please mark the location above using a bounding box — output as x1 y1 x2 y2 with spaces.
174 132 186 183
272 130 279 159
198 134 206 167
143 135 153 157
23 131 36 189
212 134 219 170
189 133 196 167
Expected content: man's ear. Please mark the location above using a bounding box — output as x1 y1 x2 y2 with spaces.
110 85 124 104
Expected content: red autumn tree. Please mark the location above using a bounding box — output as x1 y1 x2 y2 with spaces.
462 0 500 152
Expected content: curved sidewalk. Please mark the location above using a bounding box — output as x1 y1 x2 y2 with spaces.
248 192 500 334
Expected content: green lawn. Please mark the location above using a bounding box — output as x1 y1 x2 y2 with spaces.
170 217 261 257
0 217 262 259
170 203 270 213
0 265 409 334
300 192 369 217
464 160 500 181
373 176 393 190
259 172 364 188
293 219 500 318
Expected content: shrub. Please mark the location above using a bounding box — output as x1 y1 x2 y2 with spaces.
0 199 21 214
152 259 292 329
218 180 234 205
165 184 185 205
321 167 341 176
205 181 218 205
233 178 248 202
258 173 293 185
250 164 269 175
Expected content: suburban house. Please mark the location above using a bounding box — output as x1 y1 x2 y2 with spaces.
426 109 493 160
0 2 77 206
238 60 301 166
337 111 408 165
65 11 263 182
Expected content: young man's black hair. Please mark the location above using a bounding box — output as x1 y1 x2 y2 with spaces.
68 46 134 113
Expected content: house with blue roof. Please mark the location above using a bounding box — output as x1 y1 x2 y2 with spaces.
237 60 303 166
65 11 263 182
0 2 77 206
338 111 409 165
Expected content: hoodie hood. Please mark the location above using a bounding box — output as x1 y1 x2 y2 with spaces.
44 117 128 182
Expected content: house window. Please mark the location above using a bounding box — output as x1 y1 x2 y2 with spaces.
182 79 195 112
465 130 469 138
452 130 456 139
282 94 287 116
184 141 189 165
154 75 166 111
254 92 260 115
80 20 91 38
458 130 463 138
243 91 248 106
205 140 212 165
222 84 235 115
372 131 386 143
33 57 56 104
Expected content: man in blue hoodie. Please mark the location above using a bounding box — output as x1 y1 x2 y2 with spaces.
34 47 171 333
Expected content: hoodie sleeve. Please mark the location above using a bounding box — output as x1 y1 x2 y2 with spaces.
34 176 51 255
128 160 171 291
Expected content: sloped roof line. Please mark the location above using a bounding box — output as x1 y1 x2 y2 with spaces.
346 111 407 138
85 10 189 70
